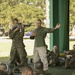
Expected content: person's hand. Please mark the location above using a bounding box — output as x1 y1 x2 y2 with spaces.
22 25 25 28
31 32 36 36
14 27 19 32
54 23 60 30
50 60 52 65
22 23 25 28
66 55 72 59
64 50 66 53
69 55 72 57
66 55 70 59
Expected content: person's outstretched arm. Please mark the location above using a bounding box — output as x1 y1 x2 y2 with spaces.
44 23 60 33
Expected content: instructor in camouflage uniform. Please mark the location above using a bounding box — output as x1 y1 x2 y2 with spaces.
9 18 27 75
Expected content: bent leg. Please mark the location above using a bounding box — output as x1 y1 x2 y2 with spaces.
17 47 28 65
65 58 70 68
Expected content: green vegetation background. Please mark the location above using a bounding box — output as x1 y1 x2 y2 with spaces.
0 0 45 32
70 0 75 31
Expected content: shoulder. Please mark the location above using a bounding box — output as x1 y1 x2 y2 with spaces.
9 28 13 32
41 27 46 29
32 28 37 32
41 27 46 31
32 28 39 32
42 27 50 31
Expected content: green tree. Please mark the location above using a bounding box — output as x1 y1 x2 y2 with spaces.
70 0 75 31
0 0 46 32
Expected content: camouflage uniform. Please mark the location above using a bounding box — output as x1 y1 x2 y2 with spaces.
65 50 75 68
47 51 59 65
14 51 21 65
9 26 27 67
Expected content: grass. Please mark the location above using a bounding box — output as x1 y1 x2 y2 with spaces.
0 38 49 57
0 39 75 75
0 39 34 57
0 37 75 57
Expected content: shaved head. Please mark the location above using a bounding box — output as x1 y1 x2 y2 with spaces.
22 66 33 75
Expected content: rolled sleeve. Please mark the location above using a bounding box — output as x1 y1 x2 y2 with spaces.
44 28 55 33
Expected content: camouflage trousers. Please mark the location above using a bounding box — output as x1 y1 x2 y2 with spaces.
10 47 27 67
47 57 59 65
65 57 75 67
33 46 48 71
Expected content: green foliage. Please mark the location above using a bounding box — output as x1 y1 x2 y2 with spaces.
0 0 46 31
70 0 75 31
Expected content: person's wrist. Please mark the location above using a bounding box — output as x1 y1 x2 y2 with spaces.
54 27 57 30
14 30 16 32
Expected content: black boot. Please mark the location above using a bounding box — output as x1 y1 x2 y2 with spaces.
8 64 14 75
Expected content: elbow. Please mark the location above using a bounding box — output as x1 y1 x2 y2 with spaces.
30 36 35 39
9 36 14 39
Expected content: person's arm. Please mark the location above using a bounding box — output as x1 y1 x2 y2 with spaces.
47 51 52 57
9 29 16 39
30 29 36 39
47 50 51 57
30 32 36 39
9 27 19 39
30 36 35 39
64 50 71 55
72 51 75 58
44 23 60 33
72 54 75 58
44 28 55 33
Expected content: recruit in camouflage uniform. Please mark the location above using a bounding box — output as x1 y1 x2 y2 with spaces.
9 18 27 71
65 45 75 69
47 45 59 66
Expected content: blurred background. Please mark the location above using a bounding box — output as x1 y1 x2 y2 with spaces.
0 0 75 57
